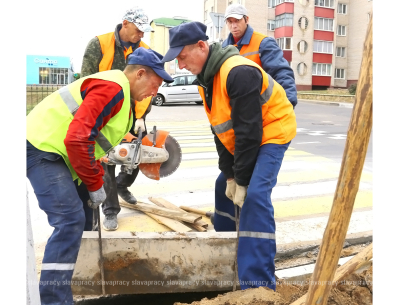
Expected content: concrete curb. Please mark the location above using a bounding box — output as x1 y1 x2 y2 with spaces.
276 230 372 259
299 99 354 108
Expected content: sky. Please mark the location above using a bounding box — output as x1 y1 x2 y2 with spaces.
25 0 204 72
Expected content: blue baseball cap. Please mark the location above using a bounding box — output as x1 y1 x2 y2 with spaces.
162 21 209 63
127 47 173 83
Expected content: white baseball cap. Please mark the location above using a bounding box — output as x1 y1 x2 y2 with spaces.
224 4 248 21
122 7 154 32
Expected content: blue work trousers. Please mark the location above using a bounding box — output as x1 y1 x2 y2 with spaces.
214 142 290 291
27 141 92 304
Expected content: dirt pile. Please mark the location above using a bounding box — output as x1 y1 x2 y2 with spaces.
174 265 372 305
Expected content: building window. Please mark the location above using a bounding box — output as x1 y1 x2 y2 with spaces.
338 3 347 14
276 37 292 50
276 0 294 4
314 17 334 31
312 63 332 76
267 20 276 31
229 1 233 5
268 0 276 8
315 0 334 8
297 40 309 53
297 62 307 76
211 6 214 12
313 40 333 54
204 10 208 21
335 68 345 79
275 13 294 28
336 47 345 57
298 17 309 30
337 25 346 36
39 67 69 85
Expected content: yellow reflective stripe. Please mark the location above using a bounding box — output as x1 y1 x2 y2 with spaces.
58 86 113 153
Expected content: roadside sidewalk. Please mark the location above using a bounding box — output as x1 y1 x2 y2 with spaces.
299 98 354 108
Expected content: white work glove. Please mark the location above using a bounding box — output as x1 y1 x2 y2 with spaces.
233 185 248 208
134 118 145 134
87 185 106 209
225 179 237 201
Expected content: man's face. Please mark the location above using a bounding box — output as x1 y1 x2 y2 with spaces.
125 21 144 44
226 17 248 40
176 43 208 75
132 70 163 101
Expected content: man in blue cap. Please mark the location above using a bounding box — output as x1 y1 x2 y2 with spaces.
162 22 296 292
26 48 172 305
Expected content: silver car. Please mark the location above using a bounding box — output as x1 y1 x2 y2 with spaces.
152 74 203 106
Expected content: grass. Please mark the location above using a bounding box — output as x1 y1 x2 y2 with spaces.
298 88 353 95
26 85 63 115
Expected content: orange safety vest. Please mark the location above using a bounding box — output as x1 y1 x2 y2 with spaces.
198 56 296 155
235 31 266 67
97 32 151 119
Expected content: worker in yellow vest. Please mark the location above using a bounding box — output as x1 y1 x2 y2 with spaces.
81 7 154 230
27 48 173 304
222 3 297 108
162 21 296 292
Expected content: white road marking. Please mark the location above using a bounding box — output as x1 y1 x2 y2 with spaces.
294 142 321 144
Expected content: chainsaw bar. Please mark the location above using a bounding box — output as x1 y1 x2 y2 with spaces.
159 135 182 178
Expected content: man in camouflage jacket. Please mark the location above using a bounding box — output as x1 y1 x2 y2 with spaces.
80 7 154 231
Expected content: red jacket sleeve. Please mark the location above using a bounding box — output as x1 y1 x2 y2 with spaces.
64 78 130 191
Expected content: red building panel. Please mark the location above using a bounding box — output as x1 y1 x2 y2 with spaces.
313 53 332 63
314 30 334 41
312 76 331 86
283 51 292 62
275 27 293 38
275 2 294 15
314 7 335 18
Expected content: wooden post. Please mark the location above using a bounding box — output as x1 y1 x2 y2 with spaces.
303 15 373 305
290 243 373 305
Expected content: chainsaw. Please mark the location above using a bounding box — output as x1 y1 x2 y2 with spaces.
100 126 182 180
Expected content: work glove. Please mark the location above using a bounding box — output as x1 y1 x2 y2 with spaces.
134 118 145 134
225 179 237 201
87 185 106 209
233 185 248 208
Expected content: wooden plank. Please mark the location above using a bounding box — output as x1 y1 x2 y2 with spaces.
143 212 193 233
149 197 207 232
290 243 373 305
119 201 202 224
301 15 373 305
179 206 212 217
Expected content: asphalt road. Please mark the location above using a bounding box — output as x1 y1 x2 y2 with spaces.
145 100 373 171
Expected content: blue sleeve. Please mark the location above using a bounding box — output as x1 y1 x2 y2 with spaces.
259 37 297 108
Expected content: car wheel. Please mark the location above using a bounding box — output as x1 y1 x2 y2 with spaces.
195 101 203 105
154 95 164 106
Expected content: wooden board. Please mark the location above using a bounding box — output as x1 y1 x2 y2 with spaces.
119 201 202 224
149 197 207 232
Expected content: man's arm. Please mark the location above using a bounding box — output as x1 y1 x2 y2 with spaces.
81 37 103 77
64 79 129 191
212 127 235 180
259 37 297 108
227 65 264 186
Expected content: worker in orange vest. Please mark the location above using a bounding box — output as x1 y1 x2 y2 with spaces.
222 3 297 108
80 7 154 231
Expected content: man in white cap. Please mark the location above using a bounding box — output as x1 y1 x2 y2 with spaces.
80 7 155 231
223 3 297 108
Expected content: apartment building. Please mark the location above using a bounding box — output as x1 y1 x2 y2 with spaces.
204 0 373 89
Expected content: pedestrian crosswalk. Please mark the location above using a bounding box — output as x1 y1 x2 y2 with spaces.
120 120 373 239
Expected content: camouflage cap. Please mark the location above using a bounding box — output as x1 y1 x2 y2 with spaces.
122 7 154 32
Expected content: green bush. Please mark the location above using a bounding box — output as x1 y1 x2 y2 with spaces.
348 83 357 95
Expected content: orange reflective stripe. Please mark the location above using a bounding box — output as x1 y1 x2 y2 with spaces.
239 31 266 66
135 96 152 119
97 32 116 72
